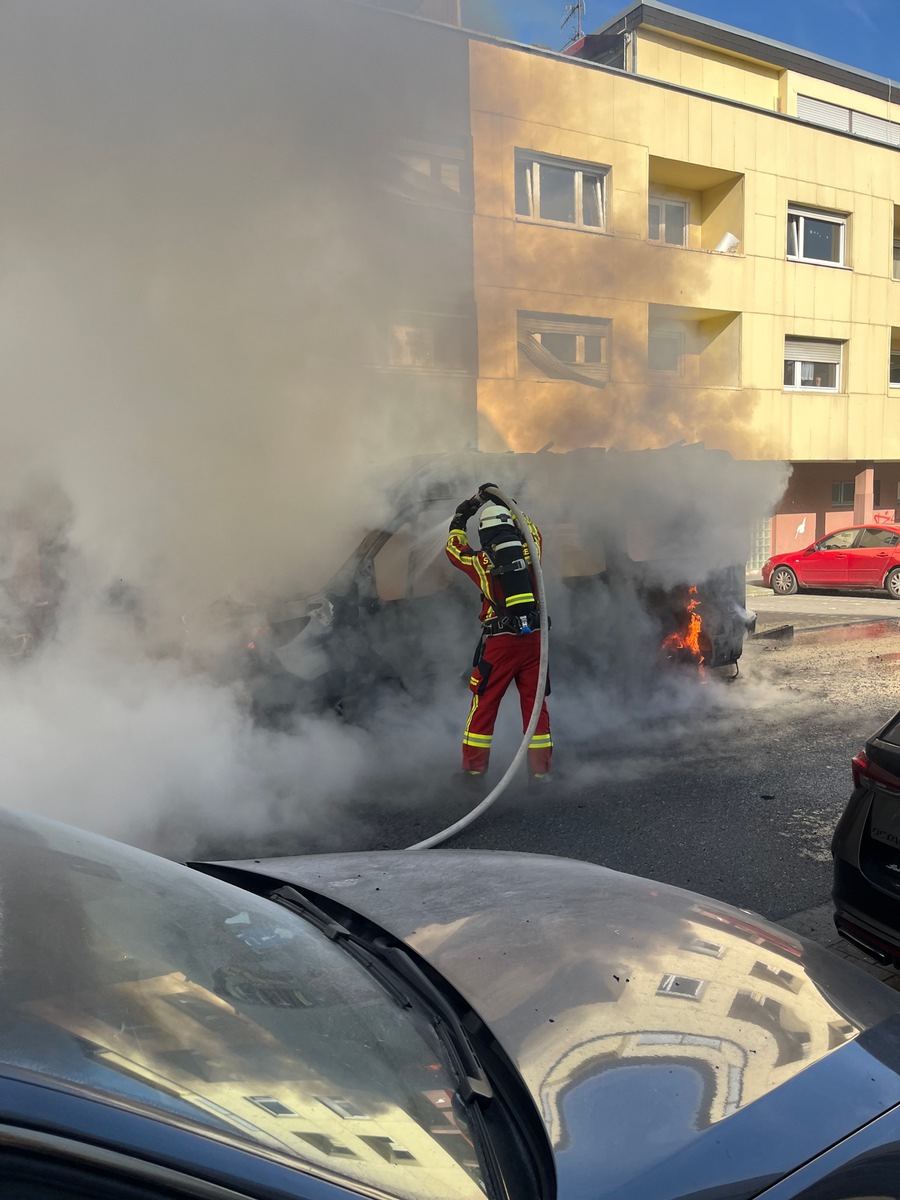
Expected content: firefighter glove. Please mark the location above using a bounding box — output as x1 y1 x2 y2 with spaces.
478 482 500 499
454 495 481 521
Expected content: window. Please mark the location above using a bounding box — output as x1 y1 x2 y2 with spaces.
684 937 725 958
648 197 687 246
891 330 900 385
386 311 473 373
787 205 847 265
797 93 900 147
515 150 607 229
360 1136 417 1164
317 1096 370 1120
389 136 469 206
295 1133 358 1158
517 311 610 386
832 481 881 508
816 529 859 550
247 1096 297 1117
749 961 802 992
859 527 899 548
0 808 488 1199
648 330 684 374
728 990 810 1066
657 973 706 1000
784 337 843 391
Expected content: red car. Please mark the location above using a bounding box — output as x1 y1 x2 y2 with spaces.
762 524 900 597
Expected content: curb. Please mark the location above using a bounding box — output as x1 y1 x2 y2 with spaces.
751 618 900 647
793 619 900 644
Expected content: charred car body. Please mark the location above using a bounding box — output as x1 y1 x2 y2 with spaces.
200 446 783 727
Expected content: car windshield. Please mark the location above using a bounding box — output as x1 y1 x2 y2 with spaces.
0 810 486 1200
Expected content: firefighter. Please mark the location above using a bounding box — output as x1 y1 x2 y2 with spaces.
446 485 552 783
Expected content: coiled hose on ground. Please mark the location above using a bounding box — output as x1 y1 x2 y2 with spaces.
406 485 549 850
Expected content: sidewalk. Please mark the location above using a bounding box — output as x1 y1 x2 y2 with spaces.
746 582 900 643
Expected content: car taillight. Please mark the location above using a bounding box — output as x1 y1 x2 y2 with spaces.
852 751 900 793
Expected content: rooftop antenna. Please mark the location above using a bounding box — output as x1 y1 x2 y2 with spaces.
561 0 585 46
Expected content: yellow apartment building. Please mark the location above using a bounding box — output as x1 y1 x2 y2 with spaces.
455 1 900 563
7 0 897 574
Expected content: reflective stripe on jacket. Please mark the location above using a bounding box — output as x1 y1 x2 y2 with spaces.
446 515 542 627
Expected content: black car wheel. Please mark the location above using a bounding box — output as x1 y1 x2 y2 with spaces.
886 567 900 600
771 565 798 595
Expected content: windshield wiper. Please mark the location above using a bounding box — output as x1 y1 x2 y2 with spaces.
270 885 411 1009
371 936 492 1103
271 884 508 1200
270 885 492 1103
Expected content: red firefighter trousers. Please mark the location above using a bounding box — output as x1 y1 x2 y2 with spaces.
462 630 552 776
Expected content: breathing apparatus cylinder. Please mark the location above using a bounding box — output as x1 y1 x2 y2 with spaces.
477 504 538 635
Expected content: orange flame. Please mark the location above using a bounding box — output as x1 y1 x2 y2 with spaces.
662 585 705 676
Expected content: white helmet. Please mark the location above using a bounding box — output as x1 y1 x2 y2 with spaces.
478 504 515 536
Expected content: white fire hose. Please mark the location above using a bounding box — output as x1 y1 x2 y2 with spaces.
406 485 550 851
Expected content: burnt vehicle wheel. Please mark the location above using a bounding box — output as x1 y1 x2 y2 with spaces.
886 566 900 600
771 565 799 595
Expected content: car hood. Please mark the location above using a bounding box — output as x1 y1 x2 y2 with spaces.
195 851 900 1200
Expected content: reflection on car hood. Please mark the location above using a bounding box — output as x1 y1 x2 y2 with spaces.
200 851 900 1200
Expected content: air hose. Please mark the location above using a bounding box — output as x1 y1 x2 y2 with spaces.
406 486 549 850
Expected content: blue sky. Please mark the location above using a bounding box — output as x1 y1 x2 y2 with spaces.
486 1 900 82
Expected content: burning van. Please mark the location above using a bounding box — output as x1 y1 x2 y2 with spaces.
194 445 785 727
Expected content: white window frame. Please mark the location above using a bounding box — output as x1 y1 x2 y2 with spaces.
247 1096 297 1117
783 337 843 392
684 937 725 959
648 329 684 375
657 973 706 1000
517 311 611 383
648 196 688 247
515 150 608 231
786 204 847 267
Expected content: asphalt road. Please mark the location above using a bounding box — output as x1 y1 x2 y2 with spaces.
191 584 900 982
357 585 900 927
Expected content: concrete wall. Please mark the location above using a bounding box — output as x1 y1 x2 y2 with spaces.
635 28 781 111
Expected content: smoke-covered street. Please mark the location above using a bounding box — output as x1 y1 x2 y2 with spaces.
322 605 900 935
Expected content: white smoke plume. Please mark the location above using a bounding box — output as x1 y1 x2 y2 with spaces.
0 0 788 855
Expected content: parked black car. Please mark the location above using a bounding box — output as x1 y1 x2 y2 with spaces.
5 807 900 1200
833 707 900 966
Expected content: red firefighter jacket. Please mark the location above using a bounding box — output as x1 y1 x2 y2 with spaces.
446 513 542 627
